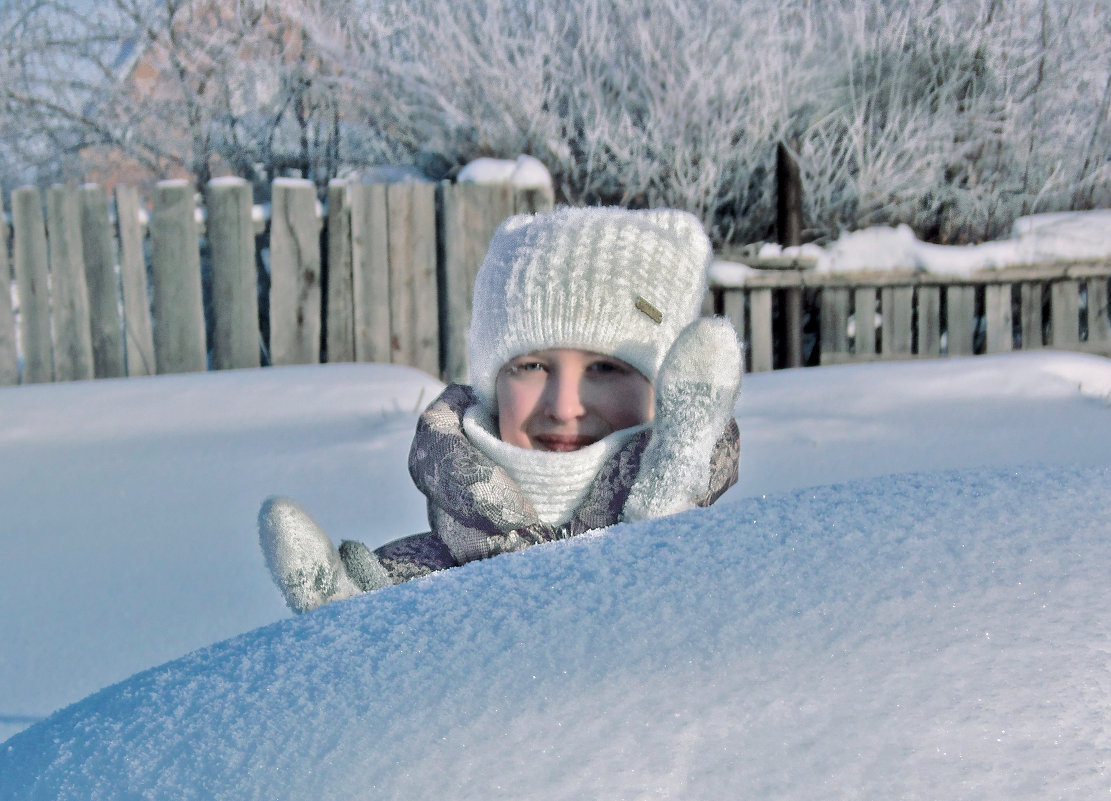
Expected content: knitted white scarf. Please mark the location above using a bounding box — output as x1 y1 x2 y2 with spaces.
462 406 648 526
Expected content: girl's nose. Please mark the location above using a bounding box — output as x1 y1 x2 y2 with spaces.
544 369 586 422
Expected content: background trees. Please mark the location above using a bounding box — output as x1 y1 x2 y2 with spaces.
2 0 1109 245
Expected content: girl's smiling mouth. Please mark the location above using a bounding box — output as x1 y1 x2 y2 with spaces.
534 434 598 452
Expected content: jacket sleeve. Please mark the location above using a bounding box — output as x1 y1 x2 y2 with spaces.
693 418 740 508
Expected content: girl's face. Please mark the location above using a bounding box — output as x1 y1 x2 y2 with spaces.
495 349 654 451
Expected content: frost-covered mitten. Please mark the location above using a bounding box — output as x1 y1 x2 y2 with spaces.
622 317 742 522
258 496 362 614
339 539 392 592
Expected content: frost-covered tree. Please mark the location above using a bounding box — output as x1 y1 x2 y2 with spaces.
800 0 1111 243
0 0 357 198
3 0 1109 243
293 0 1111 244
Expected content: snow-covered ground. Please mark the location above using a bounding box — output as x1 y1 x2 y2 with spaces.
2 350 1111 797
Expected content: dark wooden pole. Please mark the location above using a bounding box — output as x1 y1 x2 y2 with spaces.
777 141 804 367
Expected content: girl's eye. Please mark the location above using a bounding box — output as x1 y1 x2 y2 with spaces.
508 360 546 375
587 359 624 374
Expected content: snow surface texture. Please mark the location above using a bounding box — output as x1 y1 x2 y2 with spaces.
2 352 1111 797
3 465 1110 799
4 353 1110 744
0 364 443 744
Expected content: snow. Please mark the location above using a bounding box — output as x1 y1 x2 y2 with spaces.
709 208 1111 284
2 350 1111 797
353 165 435 184
206 176 248 187
458 155 553 190
272 177 315 189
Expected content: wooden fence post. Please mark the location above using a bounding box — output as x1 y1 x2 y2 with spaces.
46 186 95 381
917 286 941 357
777 142 804 368
80 185 126 378
387 181 438 376
749 288 774 371
205 177 260 369
881 286 913 357
946 286 976 356
984 283 1013 353
1049 280 1080 347
0 195 17 385
439 181 515 382
819 287 849 365
12 188 53 382
269 178 322 365
349 182 391 363
325 179 355 363
1089 277 1111 347
437 181 555 382
722 289 747 371
150 180 207 374
854 288 877 358
114 185 156 376
1019 282 1044 349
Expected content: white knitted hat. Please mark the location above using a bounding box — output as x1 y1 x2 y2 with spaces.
468 206 712 411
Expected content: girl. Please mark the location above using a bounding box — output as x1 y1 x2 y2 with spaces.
260 206 743 614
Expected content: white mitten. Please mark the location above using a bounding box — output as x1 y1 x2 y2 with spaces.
258 496 363 614
622 317 742 522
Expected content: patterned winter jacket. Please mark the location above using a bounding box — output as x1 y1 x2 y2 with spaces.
370 384 740 584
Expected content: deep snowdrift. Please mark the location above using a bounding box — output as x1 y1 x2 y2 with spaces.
3 464 1109 799
4 352 1111 748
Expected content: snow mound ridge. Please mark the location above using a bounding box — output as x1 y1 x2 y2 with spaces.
3 465 1110 799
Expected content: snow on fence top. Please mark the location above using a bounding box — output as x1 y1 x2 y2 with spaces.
714 210 1111 280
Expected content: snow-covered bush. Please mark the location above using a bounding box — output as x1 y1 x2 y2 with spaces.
291 0 1111 245
3 0 1109 245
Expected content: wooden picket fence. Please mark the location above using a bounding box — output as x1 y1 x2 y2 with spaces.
712 262 1111 372
0 178 553 386
2 177 1109 388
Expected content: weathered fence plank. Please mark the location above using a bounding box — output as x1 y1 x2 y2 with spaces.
114 185 156 376
947 286 976 356
1019 283 1043 349
439 181 514 382
854 287 876 358
917 286 941 357
0 196 18 385
150 180 207 374
722 290 747 369
80 185 125 378
325 180 355 363
749 288 773 372
269 178 322 365
819 287 849 365
438 182 554 383
46 186 95 381
387 182 438 376
984 283 1013 354
1089 277 1111 346
206 178 260 370
783 287 803 367
350 182 391 364
1049 280 1080 347
881 286 913 357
